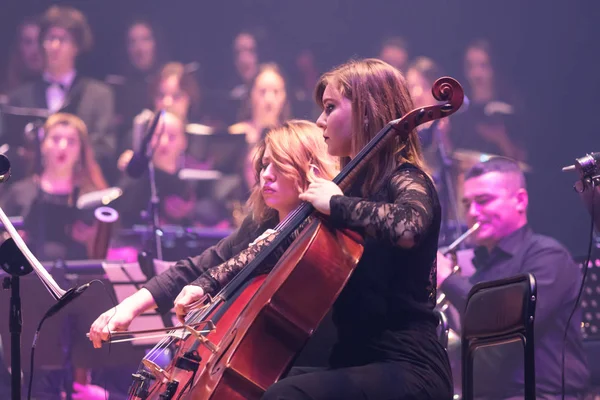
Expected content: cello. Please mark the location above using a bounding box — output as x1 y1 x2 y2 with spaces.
115 76 464 399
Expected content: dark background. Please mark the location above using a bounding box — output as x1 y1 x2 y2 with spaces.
0 0 598 254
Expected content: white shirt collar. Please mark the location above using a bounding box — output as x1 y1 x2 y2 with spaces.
43 69 77 90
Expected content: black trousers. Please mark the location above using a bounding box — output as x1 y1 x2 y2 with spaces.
262 363 453 400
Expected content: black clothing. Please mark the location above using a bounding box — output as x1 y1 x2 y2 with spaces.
0 177 90 260
146 163 453 399
442 225 590 398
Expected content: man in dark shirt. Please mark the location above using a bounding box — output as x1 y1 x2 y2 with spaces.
438 157 589 399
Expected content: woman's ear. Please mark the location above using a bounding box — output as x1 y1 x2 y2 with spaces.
307 164 321 182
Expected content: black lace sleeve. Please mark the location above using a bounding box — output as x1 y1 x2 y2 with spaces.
190 219 311 296
329 168 435 249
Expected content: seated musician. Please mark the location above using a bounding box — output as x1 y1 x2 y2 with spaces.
437 157 589 399
89 118 337 338
0 112 108 260
115 110 230 231
92 58 455 400
3 5 116 180
228 63 290 146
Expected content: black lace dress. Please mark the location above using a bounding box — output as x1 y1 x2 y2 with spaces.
144 163 452 398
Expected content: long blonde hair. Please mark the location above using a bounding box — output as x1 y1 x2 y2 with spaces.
247 119 338 223
41 113 108 196
315 58 427 196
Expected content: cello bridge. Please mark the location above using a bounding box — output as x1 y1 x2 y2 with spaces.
184 322 218 353
141 359 172 383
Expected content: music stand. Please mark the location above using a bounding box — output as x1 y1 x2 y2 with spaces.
185 128 248 176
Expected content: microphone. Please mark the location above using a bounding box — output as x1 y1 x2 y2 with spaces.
42 282 92 319
0 153 11 183
125 110 165 178
562 152 600 175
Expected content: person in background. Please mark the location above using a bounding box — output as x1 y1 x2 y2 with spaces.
229 62 290 146
452 39 526 162
115 111 226 230
0 113 108 261
229 30 260 106
406 56 463 244
118 61 210 168
4 5 116 181
89 119 338 348
108 18 168 152
406 56 452 171
1 16 44 96
263 58 452 399
289 48 321 120
437 157 589 399
377 35 410 73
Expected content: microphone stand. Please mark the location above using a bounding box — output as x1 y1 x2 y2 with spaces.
1 251 31 400
432 121 463 245
146 160 163 261
0 206 66 400
125 111 165 262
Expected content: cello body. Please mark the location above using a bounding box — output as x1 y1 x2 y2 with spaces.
131 218 363 399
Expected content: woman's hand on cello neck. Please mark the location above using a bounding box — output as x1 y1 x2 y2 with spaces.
298 177 343 215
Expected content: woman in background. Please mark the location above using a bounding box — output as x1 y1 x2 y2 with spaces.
109 18 168 150
229 63 290 146
0 113 108 260
453 39 526 161
262 58 453 399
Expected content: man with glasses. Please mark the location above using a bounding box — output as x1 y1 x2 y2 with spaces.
3 5 116 182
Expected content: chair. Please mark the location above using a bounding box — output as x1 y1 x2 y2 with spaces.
461 273 537 400
434 308 449 349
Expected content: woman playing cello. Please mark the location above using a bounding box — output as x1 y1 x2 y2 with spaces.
261 58 453 399
88 119 337 343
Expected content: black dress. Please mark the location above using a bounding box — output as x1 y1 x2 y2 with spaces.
145 163 453 399
0 177 90 260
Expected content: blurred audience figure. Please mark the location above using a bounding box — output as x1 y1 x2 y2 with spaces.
453 39 526 162
406 56 462 243
1 16 44 96
406 56 452 167
3 5 116 181
229 62 290 146
289 48 321 120
107 18 168 152
377 35 410 73
0 113 108 261
230 30 260 104
118 61 210 169
116 111 229 230
208 29 264 126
